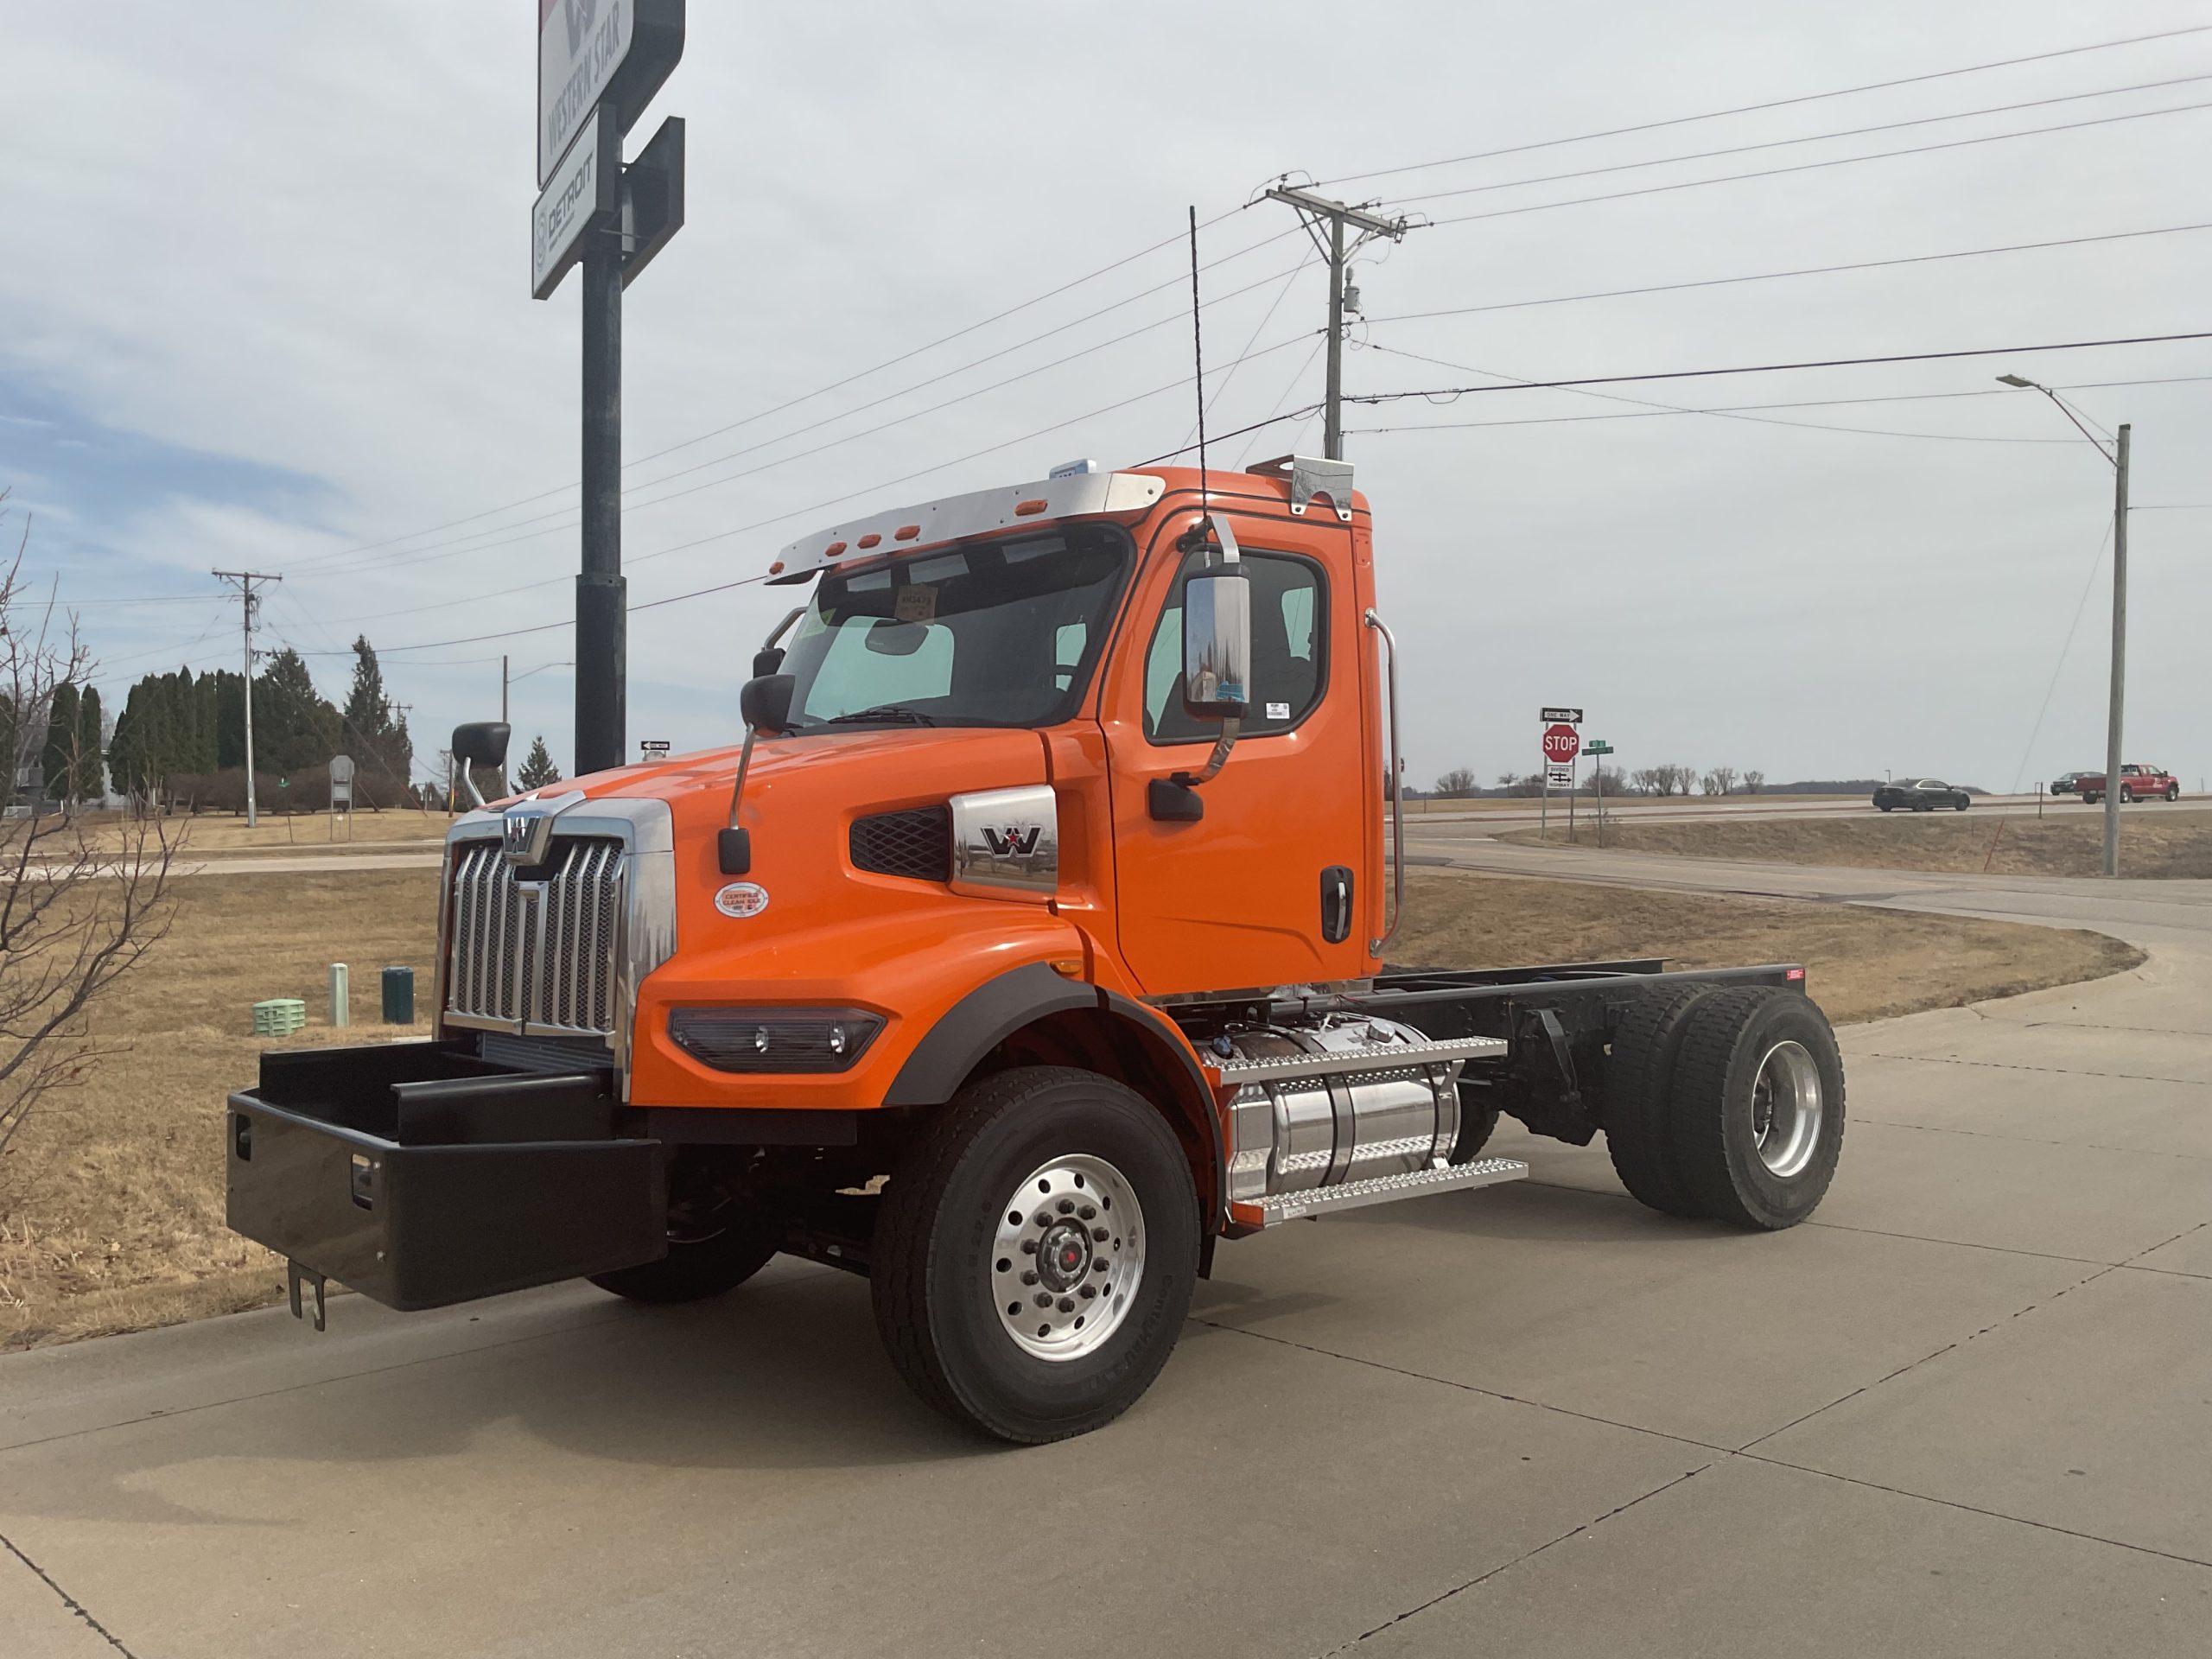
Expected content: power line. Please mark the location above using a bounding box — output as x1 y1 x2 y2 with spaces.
1343 329 2212 407
1383 71 2212 210
1363 220 2212 327
275 212 1300 575
286 244 1315 584
1318 22 2212 188
1419 97 2212 230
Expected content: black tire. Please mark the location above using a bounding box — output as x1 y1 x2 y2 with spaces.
2083 791 2101 804
2169 784 2181 802
588 1210 779 1305
1453 1083 1500 1160
1877 804 1893 813
1954 797 1969 811
1668 988 1846 1230
872 1065 1199 1444
1602 984 1719 1219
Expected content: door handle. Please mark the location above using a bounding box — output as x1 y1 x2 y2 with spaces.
1320 866 1354 944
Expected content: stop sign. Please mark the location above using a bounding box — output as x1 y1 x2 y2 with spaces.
1542 723 1581 764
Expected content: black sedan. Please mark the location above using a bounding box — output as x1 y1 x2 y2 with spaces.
2050 771 2094 797
1873 778 1971 812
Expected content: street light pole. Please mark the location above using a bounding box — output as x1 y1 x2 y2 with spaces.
1996 375 2127 876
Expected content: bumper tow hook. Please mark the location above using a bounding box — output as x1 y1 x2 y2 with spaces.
287 1260 328 1332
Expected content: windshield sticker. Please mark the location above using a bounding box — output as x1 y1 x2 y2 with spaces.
714 882 770 918
1266 701 1291 720
894 583 938 623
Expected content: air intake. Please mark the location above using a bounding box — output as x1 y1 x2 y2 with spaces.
850 805 951 882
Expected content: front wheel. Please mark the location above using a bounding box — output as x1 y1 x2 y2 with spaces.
873 1066 1199 1443
2169 784 2182 802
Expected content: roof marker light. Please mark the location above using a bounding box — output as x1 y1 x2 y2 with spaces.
824 540 848 557
893 524 921 541
768 560 785 575
1014 499 1049 516
856 533 882 550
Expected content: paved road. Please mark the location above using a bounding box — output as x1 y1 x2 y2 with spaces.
3 863 2209 1654
1399 791 2209 832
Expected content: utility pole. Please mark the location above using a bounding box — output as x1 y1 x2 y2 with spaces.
1262 184 1420 460
2104 423 2130 878
213 570 281 827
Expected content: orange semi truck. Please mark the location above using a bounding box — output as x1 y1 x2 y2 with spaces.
226 456 1847 1442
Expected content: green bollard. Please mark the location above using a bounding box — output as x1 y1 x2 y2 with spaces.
380 966 416 1025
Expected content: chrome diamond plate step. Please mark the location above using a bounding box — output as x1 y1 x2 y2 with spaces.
1210 1033 1509 1084
1228 1157 1529 1230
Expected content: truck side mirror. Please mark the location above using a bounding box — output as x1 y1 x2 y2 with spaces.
740 673 795 734
1179 568 1250 720
752 646 785 678
451 721 511 770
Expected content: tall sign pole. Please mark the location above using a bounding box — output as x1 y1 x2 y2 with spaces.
2101 423 2130 878
534 0 686 776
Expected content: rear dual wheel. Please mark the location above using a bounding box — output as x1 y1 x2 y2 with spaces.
1603 985 1846 1229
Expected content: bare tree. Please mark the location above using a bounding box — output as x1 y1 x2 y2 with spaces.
1496 771 1545 798
1743 770 1765 794
1433 766 1478 798
0 499 176 1160
1632 763 1695 797
1701 766 1738 797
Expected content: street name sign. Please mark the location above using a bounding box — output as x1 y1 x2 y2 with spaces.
1585 739 1613 756
532 104 620 299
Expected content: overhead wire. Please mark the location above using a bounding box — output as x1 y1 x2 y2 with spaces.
1318 21 2212 188
1415 97 2212 230
1381 71 2212 209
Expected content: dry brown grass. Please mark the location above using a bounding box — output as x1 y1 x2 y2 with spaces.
72 809 452 855
0 862 2139 1351
1392 868 2141 1025
1500 807 2212 878
0 868 440 1350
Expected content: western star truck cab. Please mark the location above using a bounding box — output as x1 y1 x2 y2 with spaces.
227 456 1847 1442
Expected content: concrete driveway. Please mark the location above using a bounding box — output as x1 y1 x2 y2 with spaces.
3 863 2209 1656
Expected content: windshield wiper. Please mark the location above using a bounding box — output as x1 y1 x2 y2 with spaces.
822 704 937 727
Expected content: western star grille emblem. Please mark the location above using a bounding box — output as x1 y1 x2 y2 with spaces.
979 824 1043 858
503 810 556 867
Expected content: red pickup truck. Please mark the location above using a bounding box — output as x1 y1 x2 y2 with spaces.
2079 764 2180 804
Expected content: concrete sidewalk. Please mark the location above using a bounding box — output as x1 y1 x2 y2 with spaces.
3 885 2208 1654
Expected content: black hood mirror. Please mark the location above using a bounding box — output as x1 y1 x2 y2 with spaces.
740 673 795 734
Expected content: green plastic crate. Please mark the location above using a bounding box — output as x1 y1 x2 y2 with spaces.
252 998 307 1038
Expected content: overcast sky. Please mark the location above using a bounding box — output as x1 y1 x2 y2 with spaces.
4 1 2208 792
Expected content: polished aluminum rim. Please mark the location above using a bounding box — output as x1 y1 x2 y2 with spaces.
1750 1039 1823 1179
991 1154 1144 1361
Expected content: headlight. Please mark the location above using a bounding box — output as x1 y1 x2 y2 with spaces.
669 1007 886 1073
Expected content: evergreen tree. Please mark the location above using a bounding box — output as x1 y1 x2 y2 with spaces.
41 683 79 804
516 735 562 790
343 636 391 738
73 684 104 801
251 648 341 772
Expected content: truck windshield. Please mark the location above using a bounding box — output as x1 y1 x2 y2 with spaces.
781 524 1133 729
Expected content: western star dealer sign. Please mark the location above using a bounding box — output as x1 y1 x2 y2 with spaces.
540 0 633 187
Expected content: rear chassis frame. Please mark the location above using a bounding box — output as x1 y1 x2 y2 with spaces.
226 958 1804 1315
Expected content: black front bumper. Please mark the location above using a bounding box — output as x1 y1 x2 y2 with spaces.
226 1041 667 1312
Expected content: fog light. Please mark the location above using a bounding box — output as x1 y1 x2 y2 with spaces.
671 1007 886 1074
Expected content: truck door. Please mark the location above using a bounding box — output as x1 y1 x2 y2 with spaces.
1099 507 1372 997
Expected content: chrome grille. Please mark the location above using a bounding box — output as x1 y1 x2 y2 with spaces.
446 836 624 1038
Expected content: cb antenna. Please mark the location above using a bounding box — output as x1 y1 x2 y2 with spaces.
1187 204 1208 512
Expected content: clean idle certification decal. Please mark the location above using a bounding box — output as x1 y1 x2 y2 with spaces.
714 882 770 918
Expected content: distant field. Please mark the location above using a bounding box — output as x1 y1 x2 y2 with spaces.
1500 806 2212 878
0 862 2139 1351
73 809 453 855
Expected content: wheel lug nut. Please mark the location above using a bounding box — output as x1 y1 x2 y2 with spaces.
1034 1293 1053 1308
1033 1211 1053 1227
1077 1205 1096 1221
1080 1285 1095 1300
1056 1198 1076 1215
1091 1227 1108 1242
1020 1239 1037 1255
1020 1270 1039 1286
1058 1298 1075 1313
